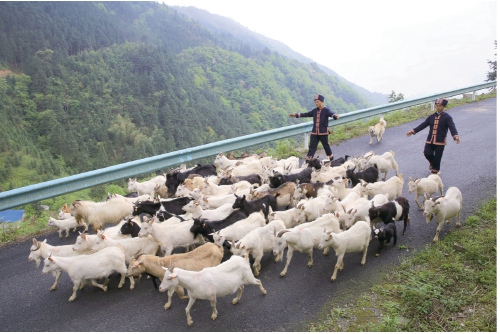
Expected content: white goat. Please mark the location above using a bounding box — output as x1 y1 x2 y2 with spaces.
48 216 88 238
226 160 265 177
41 246 128 301
273 213 341 277
70 197 133 232
343 194 389 229
126 243 223 310
318 220 371 281
310 166 346 183
29 238 92 290
359 150 399 181
359 174 404 201
107 193 152 204
139 216 205 255
127 177 157 197
90 230 160 264
181 201 234 220
268 206 307 228
423 186 462 242
212 211 266 247
58 210 72 220
159 255 267 326
230 219 286 276
408 175 444 210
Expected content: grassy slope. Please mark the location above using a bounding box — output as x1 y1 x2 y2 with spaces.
309 197 497 332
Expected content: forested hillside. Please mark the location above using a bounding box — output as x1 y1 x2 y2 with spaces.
172 5 388 106
0 1 374 190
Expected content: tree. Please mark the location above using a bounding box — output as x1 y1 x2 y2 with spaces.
388 90 404 103
486 40 496 83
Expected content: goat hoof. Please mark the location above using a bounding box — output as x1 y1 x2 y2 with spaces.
375 254 380 257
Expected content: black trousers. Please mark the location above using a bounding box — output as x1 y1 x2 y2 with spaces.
307 134 332 160
423 143 445 171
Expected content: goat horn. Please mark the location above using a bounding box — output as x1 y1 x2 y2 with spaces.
277 229 290 238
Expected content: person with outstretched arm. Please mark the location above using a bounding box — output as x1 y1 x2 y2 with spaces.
289 94 339 165
406 98 460 174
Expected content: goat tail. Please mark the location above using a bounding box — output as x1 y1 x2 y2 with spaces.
263 203 271 224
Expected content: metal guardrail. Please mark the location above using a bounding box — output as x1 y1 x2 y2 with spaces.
0 81 496 211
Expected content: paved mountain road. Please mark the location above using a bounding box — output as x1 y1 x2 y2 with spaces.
0 98 496 331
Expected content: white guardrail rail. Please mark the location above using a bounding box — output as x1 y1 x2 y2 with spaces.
0 81 496 211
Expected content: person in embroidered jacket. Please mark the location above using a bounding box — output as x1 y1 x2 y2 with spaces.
289 94 340 164
406 98 460 174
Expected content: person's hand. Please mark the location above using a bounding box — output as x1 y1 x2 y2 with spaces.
406 130 414 137
289 113 296 118
334 114 339 120
453 135 460 144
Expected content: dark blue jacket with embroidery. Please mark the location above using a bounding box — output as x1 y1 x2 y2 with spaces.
293 107 338 135
412 111 458 145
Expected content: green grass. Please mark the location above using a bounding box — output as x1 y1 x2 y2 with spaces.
308 197 497 332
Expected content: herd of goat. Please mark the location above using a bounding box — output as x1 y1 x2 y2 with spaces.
29 150 463 326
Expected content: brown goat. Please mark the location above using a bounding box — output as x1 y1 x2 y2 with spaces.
126 243 224 310
251 181 296 209
61 203 71 213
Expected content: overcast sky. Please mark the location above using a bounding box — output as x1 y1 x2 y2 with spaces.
161 0 497 99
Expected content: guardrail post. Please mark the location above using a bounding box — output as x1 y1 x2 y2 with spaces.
473 90 476 100
304 133 309 149
431 102 434 111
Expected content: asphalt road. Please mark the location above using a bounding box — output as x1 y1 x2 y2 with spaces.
0 97 496 331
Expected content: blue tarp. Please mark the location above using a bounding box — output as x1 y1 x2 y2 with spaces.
0 210 24 223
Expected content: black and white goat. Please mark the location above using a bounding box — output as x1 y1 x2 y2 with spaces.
368 196 410 235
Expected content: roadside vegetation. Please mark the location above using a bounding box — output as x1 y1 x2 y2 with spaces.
309 196 497 332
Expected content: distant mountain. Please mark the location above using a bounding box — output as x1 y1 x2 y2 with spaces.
172 5 388 106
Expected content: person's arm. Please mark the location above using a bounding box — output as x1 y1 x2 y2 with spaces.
289 109 314 118
406 117 430 137
447 116 460 144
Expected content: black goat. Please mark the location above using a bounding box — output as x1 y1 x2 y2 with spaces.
269 167 313 188
219 173 263 186
373 222 397 256
307 155 350 169
132 197 192 216
119 218 141 238
232 194 278 221
346 164 379 187
166 164 217 196
190 210 248 248
368 196 410 235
